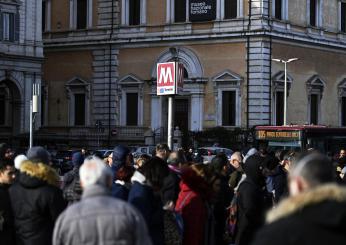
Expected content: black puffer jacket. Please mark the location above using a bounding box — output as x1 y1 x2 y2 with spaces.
252 184 346 245
0 183 15 244
9 161 66 245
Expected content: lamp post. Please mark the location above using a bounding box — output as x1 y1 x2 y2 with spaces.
272 58 298 126
30 83 40 148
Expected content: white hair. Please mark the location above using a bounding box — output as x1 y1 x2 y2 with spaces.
14 154 28 170
79 156 113 188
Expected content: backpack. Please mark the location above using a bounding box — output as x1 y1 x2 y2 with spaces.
63 170 82 204
164 192 192 245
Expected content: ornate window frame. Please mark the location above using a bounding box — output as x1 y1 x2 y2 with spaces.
271 0 288 20
117 74 144 126
121 0 147 26
306 0 323 27
306 75 325 124
65 77 90 126
271 71 293 125
212 70 242 127
338 78 346 126
69 0 93 29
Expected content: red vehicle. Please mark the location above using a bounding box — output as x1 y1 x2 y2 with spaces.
255 125 346 153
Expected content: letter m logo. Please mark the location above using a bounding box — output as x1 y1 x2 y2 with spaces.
157 62 175 87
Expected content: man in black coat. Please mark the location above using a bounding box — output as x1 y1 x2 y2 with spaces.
235 154 268 245
251 153 346 245
9 146 67 245
0 159 16 244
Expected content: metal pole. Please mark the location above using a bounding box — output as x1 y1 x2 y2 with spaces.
284 62 287 126
168 96 174 150
29 100 33 148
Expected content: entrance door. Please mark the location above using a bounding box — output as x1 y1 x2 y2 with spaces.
174 99 189 132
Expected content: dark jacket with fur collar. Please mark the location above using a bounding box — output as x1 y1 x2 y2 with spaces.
9 161 67 245
251 184 346 245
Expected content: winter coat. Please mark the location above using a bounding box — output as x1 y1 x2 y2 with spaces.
128 171 164 245
235 155 267 245
111 180 130 201
9 160 67 245
272 165 288 203
53 184 152 245
175 168 210 245
213 175 232 245
0 183 15 245
161 169 181 205
252 184 346 245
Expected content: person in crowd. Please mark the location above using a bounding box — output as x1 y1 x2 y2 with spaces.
9 146 66 245
162 150 185 209
62 151 84 205
251 152 346 245
0 159 16 244
175 164 212 245
339 148 345 159
111 165 134 200
228 152 245 191
128 157 169 245
235 154 268 245
155 143 170 161
0 143 14 165
134 154 151 169
209 153 232 245
53 156 151 245
111 145 132 174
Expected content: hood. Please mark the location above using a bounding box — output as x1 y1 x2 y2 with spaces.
267 184 346 227
180 167 210 198
19 160 60 188
243 154 265 186
72 152 84 167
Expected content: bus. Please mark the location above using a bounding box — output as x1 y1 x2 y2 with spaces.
255 125 346 153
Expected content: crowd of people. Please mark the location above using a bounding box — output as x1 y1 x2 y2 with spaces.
1 142 346 245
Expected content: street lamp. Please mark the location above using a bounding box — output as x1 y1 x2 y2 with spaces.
272 58 299 126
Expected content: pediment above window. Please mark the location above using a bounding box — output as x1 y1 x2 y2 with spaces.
272 71 293 83
66 77 90 87
306 75 325 94
118 74 144 85
338 78 346 97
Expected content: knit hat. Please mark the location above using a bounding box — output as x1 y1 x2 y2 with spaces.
27 146 51 165
72 152 84 167
112 145 130 171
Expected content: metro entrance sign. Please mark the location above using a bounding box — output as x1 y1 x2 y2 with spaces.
157 62 184 95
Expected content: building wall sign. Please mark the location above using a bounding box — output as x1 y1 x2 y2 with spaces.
189 0 216 22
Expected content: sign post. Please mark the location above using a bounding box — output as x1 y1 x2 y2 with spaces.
157 62 184 150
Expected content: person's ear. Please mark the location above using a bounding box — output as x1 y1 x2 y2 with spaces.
289 176 308 196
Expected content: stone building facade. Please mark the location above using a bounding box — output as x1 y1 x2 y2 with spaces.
42 0 346 148
0 0 43 146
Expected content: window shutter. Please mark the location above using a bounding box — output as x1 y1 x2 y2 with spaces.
0 13 3 41
14 12 19 41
